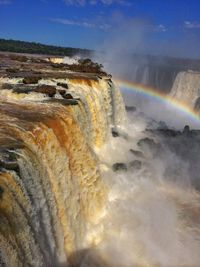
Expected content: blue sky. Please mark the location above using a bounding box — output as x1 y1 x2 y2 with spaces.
0 0 200 58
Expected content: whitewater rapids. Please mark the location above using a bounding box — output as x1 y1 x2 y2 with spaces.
86 114 200 267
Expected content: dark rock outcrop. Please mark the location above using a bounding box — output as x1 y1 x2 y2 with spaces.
58 89 66 96
138 137 157 151
34 85 56 97
0 159 18 171
57 82 69 89
137 137 160 157
112 163 127 172
1 83 14 89
125 106 136 112
23 76 42 84
0 186 4 199
194 97 200 111
129 149 144 158
62 93 74 100
111 128 120 137
43 98 79 105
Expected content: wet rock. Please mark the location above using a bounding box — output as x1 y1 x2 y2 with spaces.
34 85 56 97
138 138 157 149
1 83 14 89
0 159 19 171
43 98 78 105
57 82 68 89
183 125 190 134
0 186 4 199
23 76 42 84
111 128 128 139
128 160 142 171
13 87 35 94
125 106 136 112
129 149 144 158
156 129 180 137
62 93 73 100
157 120 168 130
51 63 63 69
58 89 66 96
112 163 127 172
6 68 18 73
111 128 120 137
137 137 159 156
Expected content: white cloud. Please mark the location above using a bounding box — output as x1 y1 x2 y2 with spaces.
101 0 131 5
49 17 110 30
0 0 10 4
156 24 167 32
63 0 131 6
50 18 95 28
63 0 85 5
184 21 200 29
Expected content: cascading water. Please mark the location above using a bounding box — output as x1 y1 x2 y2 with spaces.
0 60 200 267
0 74 126 266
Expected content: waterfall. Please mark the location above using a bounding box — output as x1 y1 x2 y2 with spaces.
0 76 126 266
1 69 200 267
169 70 200 109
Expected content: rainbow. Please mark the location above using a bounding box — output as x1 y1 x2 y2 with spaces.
115 79 200 124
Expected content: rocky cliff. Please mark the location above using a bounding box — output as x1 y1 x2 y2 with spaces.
0 53 126 266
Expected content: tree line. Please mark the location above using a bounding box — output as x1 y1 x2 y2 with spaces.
0 38 92 57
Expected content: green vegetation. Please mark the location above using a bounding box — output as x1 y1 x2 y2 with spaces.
0 38 92 56
69 58 106 74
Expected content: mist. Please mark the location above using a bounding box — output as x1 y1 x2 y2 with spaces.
121 89 200 130
80 110 200 267
92 14 200 130
93 13 200 80
81 13 200 267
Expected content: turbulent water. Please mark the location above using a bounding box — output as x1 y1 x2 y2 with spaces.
0 72 200 267
88 111 200 267
0 76 126 266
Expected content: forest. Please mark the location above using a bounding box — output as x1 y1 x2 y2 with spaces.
0 38 92 57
